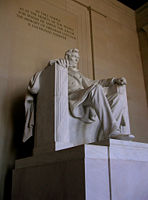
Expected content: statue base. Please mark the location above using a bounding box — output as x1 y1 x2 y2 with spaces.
12 139 148 200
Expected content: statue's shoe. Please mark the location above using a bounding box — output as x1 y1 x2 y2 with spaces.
109 133 135 141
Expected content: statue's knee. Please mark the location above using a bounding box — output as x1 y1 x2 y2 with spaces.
96 84 103 90
95 84 104 93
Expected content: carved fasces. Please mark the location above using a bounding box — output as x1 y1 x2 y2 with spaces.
54 62 69 142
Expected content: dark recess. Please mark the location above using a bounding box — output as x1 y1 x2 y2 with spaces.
118 0 147 10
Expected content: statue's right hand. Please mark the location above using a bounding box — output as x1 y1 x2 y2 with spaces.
56 59 69 68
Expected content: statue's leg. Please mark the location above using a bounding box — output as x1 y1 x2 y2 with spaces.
106 88 134 139
106 87 133 136
107 92 125 128
86 84 120 138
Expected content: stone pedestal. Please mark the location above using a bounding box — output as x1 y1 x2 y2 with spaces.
12 139 148 200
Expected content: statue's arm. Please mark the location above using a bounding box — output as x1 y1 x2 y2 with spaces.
98 78 116 87
81 73 98 88
81 75 127 88
81 74 118 88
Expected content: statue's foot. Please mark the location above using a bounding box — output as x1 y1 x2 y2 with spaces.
109 133 135 141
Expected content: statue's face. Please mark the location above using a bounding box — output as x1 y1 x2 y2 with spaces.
68 52 80 67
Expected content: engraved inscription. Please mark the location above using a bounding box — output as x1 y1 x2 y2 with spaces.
16 7 77 40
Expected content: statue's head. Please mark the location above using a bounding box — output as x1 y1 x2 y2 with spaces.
65 48 80 68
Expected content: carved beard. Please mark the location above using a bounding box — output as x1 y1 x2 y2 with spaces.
68 60 78 68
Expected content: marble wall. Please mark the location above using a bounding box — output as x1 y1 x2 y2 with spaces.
136 3 148 104
90 3 148 143
0 0 148 199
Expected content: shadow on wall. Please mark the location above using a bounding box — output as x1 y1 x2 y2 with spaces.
3 94 34 200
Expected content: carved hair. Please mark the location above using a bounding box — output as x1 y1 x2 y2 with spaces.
64 48 79 59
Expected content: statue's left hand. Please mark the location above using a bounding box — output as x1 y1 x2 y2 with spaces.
114 77 127 85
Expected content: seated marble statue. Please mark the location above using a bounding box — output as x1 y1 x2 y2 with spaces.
23 48 134 143
60 48 134 140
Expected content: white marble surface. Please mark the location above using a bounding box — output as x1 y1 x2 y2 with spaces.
110 159 148 200
109 140 148 200
85 144 108 159
85 158 110 200
109 139 148 161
